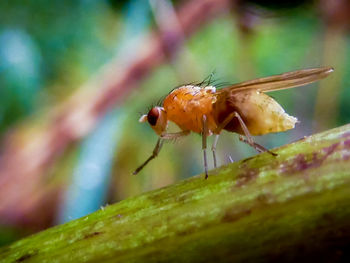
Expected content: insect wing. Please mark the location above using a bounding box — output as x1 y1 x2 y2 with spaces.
216 67 333 94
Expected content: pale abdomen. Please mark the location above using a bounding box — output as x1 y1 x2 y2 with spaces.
213 91 297 136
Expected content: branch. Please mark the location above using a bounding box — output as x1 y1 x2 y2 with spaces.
0 0 230 227
1 124 350 262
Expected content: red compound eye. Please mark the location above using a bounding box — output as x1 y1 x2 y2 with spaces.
147 108 159 126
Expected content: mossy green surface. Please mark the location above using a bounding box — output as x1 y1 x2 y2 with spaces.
1 124 350 262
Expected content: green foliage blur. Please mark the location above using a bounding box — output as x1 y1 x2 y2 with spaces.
0 0 122 134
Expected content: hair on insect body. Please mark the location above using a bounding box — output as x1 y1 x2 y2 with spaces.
133 67 334 179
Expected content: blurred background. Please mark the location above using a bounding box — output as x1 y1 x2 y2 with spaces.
0 0 349 246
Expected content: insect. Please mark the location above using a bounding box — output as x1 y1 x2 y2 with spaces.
133 67 333 179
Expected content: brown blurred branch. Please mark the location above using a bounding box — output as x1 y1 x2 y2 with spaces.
0 0 230 229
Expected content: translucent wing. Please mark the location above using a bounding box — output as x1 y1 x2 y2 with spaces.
216 67 333 94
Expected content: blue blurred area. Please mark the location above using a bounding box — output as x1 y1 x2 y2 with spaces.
58 109 124 222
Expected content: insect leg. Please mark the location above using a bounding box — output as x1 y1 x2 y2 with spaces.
202 115 209 179
211 134 220 168
160 130 190 140
213 112 235 134
211 112 239 168
233 112 277 156
133 138 164 175
238 136 277 156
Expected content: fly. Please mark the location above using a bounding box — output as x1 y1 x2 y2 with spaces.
133 67 334 178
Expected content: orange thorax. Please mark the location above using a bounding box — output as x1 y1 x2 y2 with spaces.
163 86 218 134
